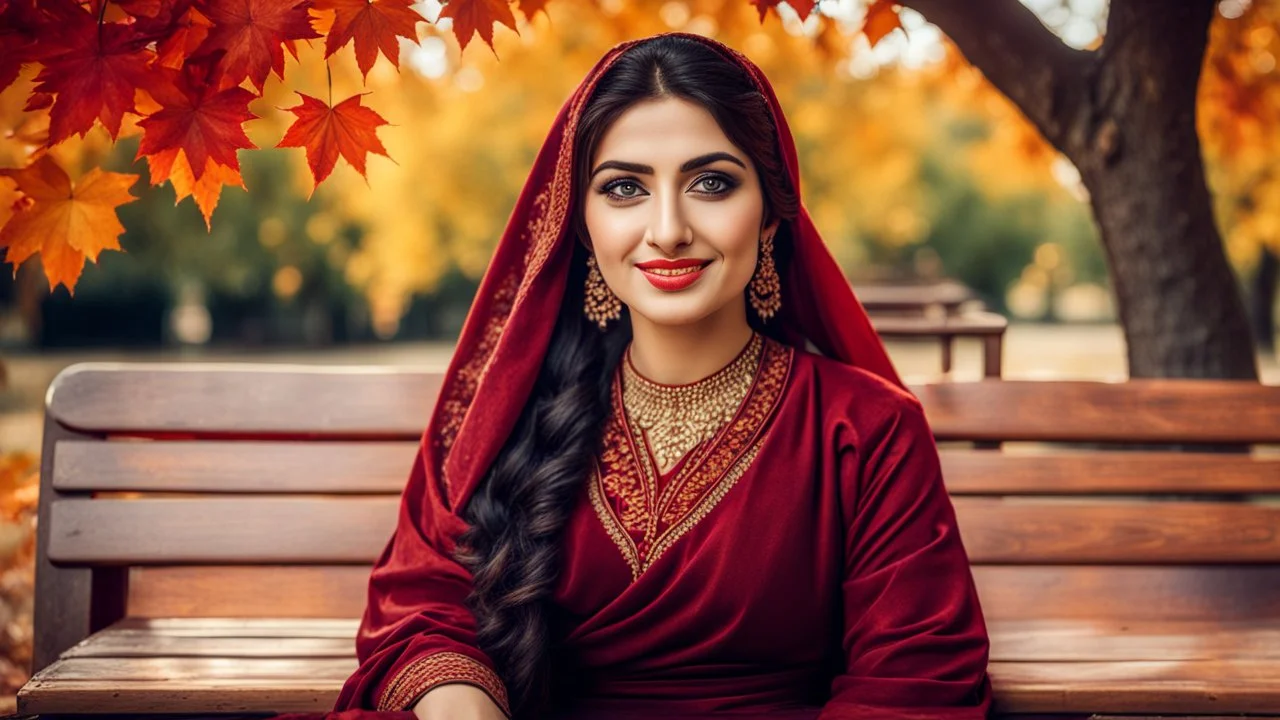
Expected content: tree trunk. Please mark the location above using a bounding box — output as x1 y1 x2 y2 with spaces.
903 0 1259 379
1069 0 1256 378
1253 247 1277 352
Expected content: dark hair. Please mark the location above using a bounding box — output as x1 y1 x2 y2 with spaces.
456 34 798 717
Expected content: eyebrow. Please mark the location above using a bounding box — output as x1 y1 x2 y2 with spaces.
590 151 747 178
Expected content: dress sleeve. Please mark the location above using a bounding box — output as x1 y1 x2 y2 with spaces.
333 442 511 715
819 396 992 720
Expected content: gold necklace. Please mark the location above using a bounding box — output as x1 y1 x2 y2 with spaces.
621 333 763 473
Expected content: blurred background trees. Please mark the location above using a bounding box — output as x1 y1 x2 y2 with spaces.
0 0 1276 375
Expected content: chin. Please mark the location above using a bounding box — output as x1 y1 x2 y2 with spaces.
627 294 738 329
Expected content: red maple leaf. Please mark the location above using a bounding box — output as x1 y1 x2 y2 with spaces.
137 64 259 181
747 0 816 21
0 0 41 94
440 0 518 53
192 0 320 91
28 0 154 144
315 0 424 80
155 6 214 69
276 92 390 190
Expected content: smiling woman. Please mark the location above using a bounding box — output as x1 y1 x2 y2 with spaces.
334 33 992 720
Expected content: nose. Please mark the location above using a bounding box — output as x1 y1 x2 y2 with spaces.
645 191 692 255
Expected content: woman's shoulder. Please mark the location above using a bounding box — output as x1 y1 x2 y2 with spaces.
784 339 927 431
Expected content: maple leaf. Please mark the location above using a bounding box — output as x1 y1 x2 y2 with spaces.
155 6 214 68
277 92 391 191
193 0 320 91
0 155 138 292
0 0 41 95
315 0 424 80
147 147 245 229
862 0 903 48
27 2 154 144
136 64 259 181
440 0 518 53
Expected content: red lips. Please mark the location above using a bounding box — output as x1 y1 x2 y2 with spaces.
635 258 709 270
635 258 711 292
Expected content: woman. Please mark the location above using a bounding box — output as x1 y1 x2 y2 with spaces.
335 33 991 720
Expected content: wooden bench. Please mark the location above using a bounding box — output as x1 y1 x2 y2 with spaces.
853 281 976 317
20 364 1280 717
872 311 1008 378
854 282 1008 377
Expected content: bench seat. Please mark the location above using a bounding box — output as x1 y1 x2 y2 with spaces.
21 365 1280 717
21 617 1280 715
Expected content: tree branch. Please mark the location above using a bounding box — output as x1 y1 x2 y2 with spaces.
896 0 1092 151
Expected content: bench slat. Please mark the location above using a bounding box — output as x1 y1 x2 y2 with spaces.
989 659 1280 714
48 364 441 437
50 497 1280 565
988 619 1280 660
19 657 353 714
125 564 1280 623
57 441 1280 496
129 566 372 618
109 617 359 636
46 366 1280 445
21 654 1280 715
919 380 1280 444
54 440 416 494
975 565 1280 622
954 498 1280 563
61 617 1280 662
940 449 1280 495
49 497 399 564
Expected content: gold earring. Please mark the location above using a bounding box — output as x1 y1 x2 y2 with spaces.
584 254 622 329
749 232 781 320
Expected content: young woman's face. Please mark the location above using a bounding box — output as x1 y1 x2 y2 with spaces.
583 96 775 329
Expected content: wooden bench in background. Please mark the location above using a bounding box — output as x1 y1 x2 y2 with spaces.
856 282 1008 377
20 364 1280 717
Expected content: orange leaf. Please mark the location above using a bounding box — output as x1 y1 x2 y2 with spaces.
192 0 320 91
137 65 259 181
147 148 245 229
862 0 903 48
0 155 138 293
440 0 518 53
315 0 425 80
277 92 391 191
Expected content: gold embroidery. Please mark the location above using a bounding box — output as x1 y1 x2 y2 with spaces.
378 651 511 716
622 333 762 473
593 338 793 581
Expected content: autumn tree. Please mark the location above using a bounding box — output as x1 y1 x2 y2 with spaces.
897 0 1262 378
0 0 1275 378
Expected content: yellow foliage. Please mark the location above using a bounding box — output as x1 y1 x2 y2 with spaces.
1201 0 1280 269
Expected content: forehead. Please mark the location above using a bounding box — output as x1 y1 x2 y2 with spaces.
592 97 740 166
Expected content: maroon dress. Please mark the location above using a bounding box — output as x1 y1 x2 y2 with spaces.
333 31 991 720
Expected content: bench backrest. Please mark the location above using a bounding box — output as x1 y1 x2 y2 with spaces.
34 364 1280 672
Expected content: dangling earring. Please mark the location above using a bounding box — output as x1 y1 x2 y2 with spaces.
584 254 622 329
749 231 781 320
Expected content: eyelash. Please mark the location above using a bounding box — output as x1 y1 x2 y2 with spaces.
598 173 739 202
